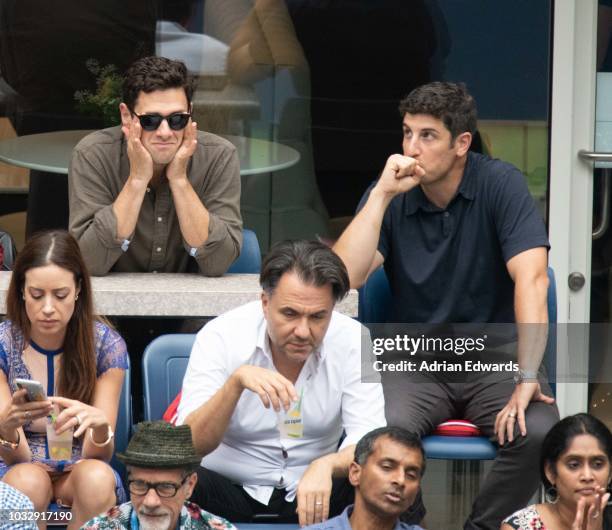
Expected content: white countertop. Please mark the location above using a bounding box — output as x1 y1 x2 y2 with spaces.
0 272 358 318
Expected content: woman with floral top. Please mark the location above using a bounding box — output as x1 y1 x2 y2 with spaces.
502 413 612 530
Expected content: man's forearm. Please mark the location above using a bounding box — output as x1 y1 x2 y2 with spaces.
113 176 149 239
184 374 244 456
333 187 391 288
514 272 549 373
169 178 210 248
312 444 356 478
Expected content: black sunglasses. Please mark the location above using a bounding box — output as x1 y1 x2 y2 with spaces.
133 112 191 131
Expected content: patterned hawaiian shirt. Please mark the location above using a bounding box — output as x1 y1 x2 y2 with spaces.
80 501 236 530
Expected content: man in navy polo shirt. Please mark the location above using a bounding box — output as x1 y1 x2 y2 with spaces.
333 82 559 530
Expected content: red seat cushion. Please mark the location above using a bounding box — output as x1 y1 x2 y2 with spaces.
433 420 482 437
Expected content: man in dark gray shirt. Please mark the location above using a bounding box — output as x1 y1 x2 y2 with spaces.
69 56 242 276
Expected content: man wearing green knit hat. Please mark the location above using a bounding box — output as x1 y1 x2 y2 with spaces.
81 421 236 530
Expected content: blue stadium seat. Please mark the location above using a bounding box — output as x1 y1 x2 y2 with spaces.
358 266 557 461
227 229 262 273
111 355 132 477
142 334 195 421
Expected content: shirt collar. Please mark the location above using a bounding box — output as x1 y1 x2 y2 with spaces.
456 151 477 201
403 151 477 216
339 504 408 530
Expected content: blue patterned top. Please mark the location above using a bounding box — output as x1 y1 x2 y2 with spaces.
0 319 128 476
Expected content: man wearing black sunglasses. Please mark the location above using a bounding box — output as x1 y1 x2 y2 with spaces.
68 56 242 277
81 421 237 530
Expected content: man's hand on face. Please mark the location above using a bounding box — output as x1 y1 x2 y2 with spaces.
166 120 198 182
296 459 333 527
232 365 298 412
494 381 555 445
375 154 426 199
122 117 154 183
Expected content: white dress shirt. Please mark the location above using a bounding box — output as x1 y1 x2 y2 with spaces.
177 301 385 505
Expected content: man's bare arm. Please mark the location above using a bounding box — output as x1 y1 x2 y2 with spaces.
184 372 244 456
494 247 554 444
185 365 298 455
509 246 550 372
169 178 211 249
166 121 212 249
296 444 356 526
332 187 388 288
113 116 154 239
333 154 424 288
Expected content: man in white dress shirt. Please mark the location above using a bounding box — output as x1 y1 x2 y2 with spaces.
178 240 385 527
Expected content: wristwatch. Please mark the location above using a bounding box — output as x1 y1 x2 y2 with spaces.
513 368 539 384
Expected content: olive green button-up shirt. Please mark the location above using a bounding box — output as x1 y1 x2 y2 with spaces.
68 127 242 276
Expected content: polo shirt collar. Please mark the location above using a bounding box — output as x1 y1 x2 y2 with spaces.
404 152 477 216
457 151 477 201
337 505 407 530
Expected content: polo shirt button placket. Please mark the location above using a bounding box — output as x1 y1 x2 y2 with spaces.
442 211 452 237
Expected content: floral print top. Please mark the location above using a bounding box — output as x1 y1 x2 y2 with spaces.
503 505 548 529
81 501 237 530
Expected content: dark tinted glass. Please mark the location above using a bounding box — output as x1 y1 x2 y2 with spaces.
136 112 191 131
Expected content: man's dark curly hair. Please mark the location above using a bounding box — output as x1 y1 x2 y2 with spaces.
122 56 195 110
399 82 477 141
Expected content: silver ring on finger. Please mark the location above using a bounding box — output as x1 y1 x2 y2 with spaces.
315 501 323 506
24 410 30 420
508 413 516 418
75 413 83 426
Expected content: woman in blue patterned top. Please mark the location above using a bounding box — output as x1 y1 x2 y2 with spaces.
0 230 128 528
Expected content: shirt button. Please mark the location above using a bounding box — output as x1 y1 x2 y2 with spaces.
282 449 288 459
444 211 450 217
152 270 157 274
156 247 162 252
157 217 162 222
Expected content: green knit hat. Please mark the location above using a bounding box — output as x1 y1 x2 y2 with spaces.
117 421 201 468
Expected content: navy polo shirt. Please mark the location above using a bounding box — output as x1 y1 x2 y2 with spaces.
358 152 549 323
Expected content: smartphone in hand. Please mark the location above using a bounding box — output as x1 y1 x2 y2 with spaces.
14 378 47 402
